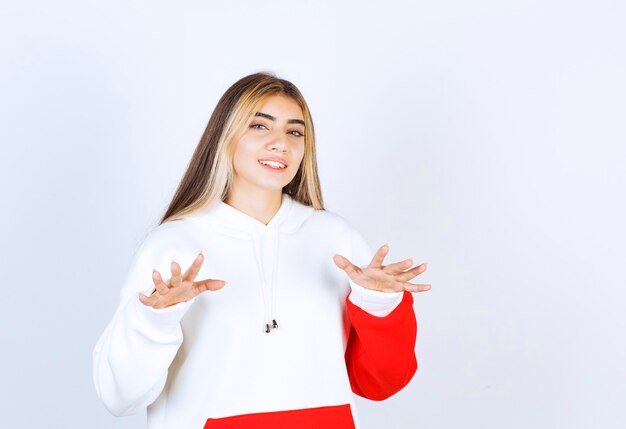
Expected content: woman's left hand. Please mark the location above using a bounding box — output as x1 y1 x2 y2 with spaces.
332 244 432 293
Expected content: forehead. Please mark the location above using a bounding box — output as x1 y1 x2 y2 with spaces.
254 94 304 120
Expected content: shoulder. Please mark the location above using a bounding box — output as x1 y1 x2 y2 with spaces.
308 207 372 263
307 206 360 238
131 217 204 264
121 218 206 290
140 219 193 249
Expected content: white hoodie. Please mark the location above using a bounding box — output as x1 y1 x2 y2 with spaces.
93 193 419 429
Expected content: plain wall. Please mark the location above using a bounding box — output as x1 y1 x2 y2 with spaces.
1 0 624 428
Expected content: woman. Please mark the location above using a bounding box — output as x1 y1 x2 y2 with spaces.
93 72 431 429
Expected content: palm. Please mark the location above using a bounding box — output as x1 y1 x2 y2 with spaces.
138 252 227 309
332 244 431 293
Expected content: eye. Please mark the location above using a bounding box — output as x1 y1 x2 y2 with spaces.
250 123 267 130
290 130 304 137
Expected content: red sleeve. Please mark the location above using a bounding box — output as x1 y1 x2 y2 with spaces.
344 290 418 401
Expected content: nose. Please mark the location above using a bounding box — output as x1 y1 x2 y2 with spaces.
267 133 288 153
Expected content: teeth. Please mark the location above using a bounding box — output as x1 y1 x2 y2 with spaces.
259 160 286 169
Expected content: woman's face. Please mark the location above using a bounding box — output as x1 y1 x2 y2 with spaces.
231 94 306 195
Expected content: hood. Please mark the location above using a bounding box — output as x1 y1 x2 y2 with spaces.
192 192 315 238
189 193 316 333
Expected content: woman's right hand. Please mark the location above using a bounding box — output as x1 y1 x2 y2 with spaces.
138 252 227 309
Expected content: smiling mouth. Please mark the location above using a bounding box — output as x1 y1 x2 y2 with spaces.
258 159 287 169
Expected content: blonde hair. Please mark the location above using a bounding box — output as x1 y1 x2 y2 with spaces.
159 71 325 224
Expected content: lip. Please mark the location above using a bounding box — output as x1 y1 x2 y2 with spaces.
259 162 287 173
258 157 288 167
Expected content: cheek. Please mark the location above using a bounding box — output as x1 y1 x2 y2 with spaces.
232 138 258 163
235 136 255 153
294 144 306 164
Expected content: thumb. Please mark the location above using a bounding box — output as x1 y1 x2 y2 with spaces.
333 254 360 278
332 253 349 270
194 278 227 293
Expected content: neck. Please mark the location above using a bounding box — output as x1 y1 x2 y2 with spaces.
224 186 284 226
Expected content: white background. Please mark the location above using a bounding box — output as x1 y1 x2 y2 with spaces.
1 1 624 428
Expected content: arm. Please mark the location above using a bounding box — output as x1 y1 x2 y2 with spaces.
344 288 418 400
92 234 196 416
342 225 419 400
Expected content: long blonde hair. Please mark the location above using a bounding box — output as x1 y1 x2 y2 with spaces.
159 71 325 224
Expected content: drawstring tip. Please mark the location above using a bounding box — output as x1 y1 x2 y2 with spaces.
264 319 279 333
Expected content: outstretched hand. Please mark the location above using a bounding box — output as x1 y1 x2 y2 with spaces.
138 252 227 309
332 244 431 293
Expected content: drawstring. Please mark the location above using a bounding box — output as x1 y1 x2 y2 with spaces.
251 234 269 332
251 227 280 334
269 226 280 331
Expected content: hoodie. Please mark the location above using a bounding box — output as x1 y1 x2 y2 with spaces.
93 193 419 429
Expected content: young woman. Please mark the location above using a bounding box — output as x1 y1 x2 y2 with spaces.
93 72 431 429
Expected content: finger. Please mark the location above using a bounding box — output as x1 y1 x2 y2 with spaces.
403 283 432 292
152 269 170 295
383 257 413 275
368 244 389 269
170 260 182 288
138 292 157 306
183 252 204 282
193 278 227 293
395 262 428 282
332 254 361 277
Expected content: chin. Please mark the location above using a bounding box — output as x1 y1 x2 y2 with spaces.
258 175 297 190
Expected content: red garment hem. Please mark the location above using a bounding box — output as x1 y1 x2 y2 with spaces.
203 403 356 429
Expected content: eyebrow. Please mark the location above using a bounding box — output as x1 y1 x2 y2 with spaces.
254 112 305 126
